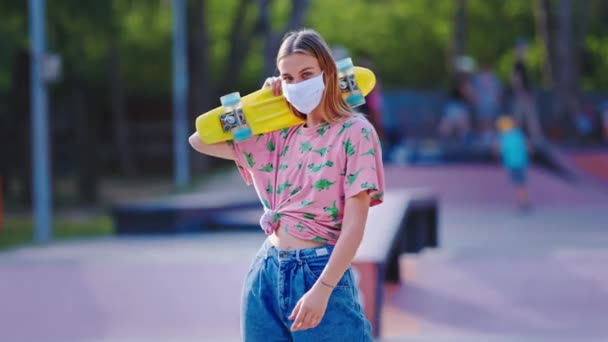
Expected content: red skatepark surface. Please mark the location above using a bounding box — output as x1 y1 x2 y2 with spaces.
567 149 608 183
1 165 607 341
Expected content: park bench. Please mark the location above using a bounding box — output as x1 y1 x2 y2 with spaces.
352 189 438 337
111 190 259 234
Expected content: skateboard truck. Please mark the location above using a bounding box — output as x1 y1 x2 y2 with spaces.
336 57 366 108
220 92 253 142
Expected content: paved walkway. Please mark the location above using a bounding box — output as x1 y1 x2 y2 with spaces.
381 166 608 341
0 233 263 342
1 165 607 341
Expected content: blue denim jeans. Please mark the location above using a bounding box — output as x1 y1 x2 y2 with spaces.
241 239 372 341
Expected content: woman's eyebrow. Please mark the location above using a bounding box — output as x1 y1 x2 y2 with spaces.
299 67 314 73
280 67 315 77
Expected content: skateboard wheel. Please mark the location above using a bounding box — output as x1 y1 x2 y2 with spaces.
233 126 253 142
220 92 241 107
336 57 353 72
346 93 366 108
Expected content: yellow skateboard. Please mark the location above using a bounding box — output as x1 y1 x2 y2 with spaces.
195 65 376 144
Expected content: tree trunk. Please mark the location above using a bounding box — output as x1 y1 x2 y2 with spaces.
9 50 32 206
259 0 276 77
450 0 467 71
108 44 136 176
554 0 579 134
188 0 211 117
219 0 258 95
533 0 555 87
572 0 590 103
188 0 211 173
261 0 311 77
285 0 309 31
73 79 98 203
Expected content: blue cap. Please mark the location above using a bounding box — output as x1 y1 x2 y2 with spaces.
515 37 529 47
220 92 241 107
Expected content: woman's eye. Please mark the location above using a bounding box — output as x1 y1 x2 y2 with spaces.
282 76 293 82
302 72 312 79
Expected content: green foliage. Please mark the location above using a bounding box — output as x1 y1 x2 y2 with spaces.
466 0 538 80
207 0 245 82
0 215 113 250
113 0 172 94
582 1 608 90
308 0 453 88
46 1 114 83
0 2 27 92
585 36 608 90
2 0 608 96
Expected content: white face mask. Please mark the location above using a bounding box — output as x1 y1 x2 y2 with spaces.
282 72 325 114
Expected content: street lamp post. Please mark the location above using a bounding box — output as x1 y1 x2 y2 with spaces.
29 0 52 242
172 0 190 190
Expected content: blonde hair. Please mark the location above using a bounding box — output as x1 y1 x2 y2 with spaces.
277 28 353 123
497 115 515 132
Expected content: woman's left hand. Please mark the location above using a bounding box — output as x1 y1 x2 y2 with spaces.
289 283 332 331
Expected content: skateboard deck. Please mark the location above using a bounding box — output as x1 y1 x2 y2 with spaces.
195 66 376 144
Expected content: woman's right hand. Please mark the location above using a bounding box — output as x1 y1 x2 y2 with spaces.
263 76 282 96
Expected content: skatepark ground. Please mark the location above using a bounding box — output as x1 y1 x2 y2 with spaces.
1 164 607 342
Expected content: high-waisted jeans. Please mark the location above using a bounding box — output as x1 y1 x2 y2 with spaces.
240 239 372 341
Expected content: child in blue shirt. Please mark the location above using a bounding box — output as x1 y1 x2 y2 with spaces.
497 116 531 211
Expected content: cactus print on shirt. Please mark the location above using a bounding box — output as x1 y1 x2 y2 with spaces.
230 114 384 244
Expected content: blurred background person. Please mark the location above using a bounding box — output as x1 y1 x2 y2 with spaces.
496 115 531 211
474 61 502 146
439 58 476 144
511 38 544 147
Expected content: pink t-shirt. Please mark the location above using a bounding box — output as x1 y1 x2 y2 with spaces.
230 114 385 244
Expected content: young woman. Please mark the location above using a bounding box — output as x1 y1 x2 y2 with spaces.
189 28 384 341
